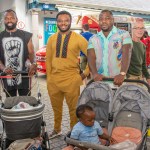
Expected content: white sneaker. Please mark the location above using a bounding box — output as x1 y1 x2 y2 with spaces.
49 130 62 139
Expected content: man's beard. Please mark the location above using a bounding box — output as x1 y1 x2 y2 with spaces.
101 24 113 32
5 22 17 31
57 24 71 33
102 28 110 32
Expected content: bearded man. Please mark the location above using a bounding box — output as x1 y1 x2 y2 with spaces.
0 9 36 97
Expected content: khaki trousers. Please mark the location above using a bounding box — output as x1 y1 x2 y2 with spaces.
47 80 80 132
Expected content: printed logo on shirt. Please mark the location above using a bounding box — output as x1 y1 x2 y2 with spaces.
2 37 24 86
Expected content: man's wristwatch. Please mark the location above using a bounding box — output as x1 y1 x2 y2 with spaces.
120 72 126 76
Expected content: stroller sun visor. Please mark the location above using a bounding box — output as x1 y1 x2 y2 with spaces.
78 81 113 105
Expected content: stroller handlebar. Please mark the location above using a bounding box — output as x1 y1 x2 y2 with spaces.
0 71 41 102
87 78 150 93
11 71 29 75
0 71 36 77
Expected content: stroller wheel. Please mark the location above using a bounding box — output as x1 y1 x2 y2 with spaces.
0 139 1 147
41 132 50 150
1 138 14 150
1 139 6 150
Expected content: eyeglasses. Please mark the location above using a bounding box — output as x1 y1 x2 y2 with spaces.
133 27 145 30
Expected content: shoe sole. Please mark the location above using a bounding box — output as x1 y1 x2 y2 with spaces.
49 132 62 139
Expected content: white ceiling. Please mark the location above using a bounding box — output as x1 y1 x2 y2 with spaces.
38 0 150 15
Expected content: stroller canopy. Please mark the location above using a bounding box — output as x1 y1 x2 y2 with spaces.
108 84 150 135
78 81 114 128
110 84 150 119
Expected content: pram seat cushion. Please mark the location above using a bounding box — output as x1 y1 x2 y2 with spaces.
111 127 142 144
3 96 38 109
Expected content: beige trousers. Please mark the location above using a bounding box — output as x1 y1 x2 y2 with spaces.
126 74 144 87
47 74 82 132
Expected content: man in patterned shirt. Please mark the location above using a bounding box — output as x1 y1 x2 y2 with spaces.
87 10 132 86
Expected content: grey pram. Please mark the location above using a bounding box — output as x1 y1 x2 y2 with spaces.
108 83 150 150
65 79 150 150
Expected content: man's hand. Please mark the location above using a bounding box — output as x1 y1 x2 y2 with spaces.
114 74 125 86
93 73 104 81
28 64 37 76
147 79 150 86
3 67 13 74
80 73 86 80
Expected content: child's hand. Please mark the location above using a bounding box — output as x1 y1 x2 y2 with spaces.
109 137 117 144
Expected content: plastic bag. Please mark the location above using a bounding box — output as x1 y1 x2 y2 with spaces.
109 140 137 150
11 102 33 110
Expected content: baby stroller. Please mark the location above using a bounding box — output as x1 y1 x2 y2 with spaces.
108 82 150 150
0 71 50 150
65 79 150 150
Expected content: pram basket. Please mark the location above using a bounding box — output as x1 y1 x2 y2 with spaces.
0 96 45 140
0 71 50 150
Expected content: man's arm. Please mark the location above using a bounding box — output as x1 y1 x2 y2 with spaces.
28 38 36 64
87 48 103 81
79 37 89 80
27 38 37 76
0 60 5 71
46 38 53 82
120 44 132 73
114 43 132 85
0 44 13 74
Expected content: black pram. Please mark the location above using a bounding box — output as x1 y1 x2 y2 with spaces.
0 72 50 150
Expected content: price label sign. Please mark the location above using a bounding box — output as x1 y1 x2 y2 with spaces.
44 18 57 45
17 21 25 29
